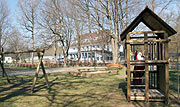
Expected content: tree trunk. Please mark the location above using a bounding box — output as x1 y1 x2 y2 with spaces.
63 47 67 67
31 8 35 64
114 0 119 64
107 0 116 64
102 46 105 64
90 40 93 66
54 35 57 63
77 25 81 63
125 0 129 27
0 28 2 51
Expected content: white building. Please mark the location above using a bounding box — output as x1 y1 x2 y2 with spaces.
65 31 123 63
4 57 13 63
25 56 56 63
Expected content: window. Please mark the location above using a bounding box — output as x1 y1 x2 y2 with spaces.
88 53 91 57
107 45 109 51
85 53 87 58
73 48 75 50
87 46 89 49
92 52 95 57
93 37 98 40
97 45 99 48
97 57 99 61
110 57 113 60
93 45 95 48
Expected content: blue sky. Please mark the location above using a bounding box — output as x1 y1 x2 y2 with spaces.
7 0 18 25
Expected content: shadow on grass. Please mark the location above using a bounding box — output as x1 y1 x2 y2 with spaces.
1 71 179 106
118 81 127 98
169 70 179 92
0 75 52 102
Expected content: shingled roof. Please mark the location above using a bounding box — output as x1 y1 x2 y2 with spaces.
120 6 177 41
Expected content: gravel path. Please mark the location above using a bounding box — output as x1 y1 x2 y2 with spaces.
1 68 76 76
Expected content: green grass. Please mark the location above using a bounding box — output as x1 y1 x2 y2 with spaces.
0 69 180 107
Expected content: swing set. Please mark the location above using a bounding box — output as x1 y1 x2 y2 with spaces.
0 48 49 92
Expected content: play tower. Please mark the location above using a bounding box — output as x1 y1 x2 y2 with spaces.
120 7 177 103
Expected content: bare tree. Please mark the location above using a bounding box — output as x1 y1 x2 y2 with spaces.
5 27 28 62
40 0 73 67
17 0 41 64
0 1 10 51
68 2 85 63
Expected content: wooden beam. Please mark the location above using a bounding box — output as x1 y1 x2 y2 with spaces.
0 48 44 55
128 30 165 35
38 51 50 88
130 36 158 39
144 33 149 102
164 32 169 104
145 60 168 64
126 39 170 44
126 34 131 102
0 55 10 83
31 52 43 92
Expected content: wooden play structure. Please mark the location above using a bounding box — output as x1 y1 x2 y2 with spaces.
120 7 177 103
0 48 49 92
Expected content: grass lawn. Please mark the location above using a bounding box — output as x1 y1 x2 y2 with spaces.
0 68 180 107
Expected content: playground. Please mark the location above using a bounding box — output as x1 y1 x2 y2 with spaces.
0 67 179 107
0 4 180 106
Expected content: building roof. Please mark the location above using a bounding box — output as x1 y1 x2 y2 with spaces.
44 45 62 56
71 31 110 47
120 6 177 41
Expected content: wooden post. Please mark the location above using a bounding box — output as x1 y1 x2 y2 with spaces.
39 50 49 88
153 42 155 60
149 42 152 60
126 34 131 101
157 41 160 60
0 52 10 83
31 52 43 92
164 32 169 104
144 33 149 102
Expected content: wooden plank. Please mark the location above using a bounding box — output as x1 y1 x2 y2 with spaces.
149 99 165 101
38 51 50 88
131 70 145 72
130 89 166 101
131 77 145 79
144 33 149 102
164 32 169 103
31 52 43 92
157 41 160 60
154 42 157 60
162 43 165 60
130 36 158 39
145 60 168 64
126 34 131 101
0 54 10 83
0 48 44 55
149 42 152 60
131 85 145 87
159 42 162 60
128 30 165 34
130 96 145 101
126 39 170 44
152 42 154 60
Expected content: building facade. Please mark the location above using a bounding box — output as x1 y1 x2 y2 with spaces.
66 31 123 63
